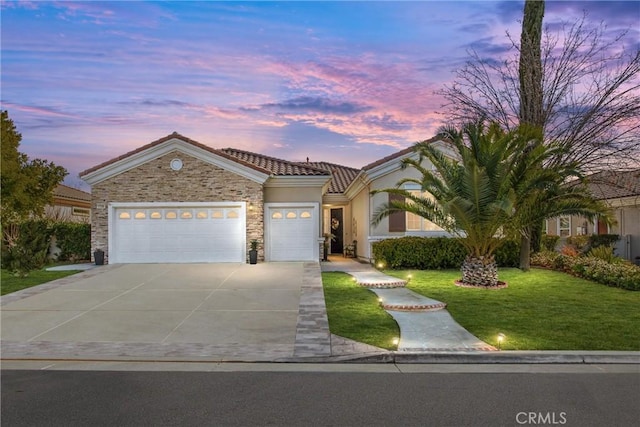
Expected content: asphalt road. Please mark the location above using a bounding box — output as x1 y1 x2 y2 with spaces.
2 369 639 426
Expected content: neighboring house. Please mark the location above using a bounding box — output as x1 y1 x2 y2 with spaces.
79 132 452 264
545 169 640 261
45 184 92 223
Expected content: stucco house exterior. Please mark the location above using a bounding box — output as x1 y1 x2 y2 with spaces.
80 132 452 264
545 169 640 261
45 184 92 223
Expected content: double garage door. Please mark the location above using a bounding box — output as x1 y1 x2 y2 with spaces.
110 203 245 263
109 202 319 263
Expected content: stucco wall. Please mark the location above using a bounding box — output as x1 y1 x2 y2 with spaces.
90 150 264 263
350 185 371 260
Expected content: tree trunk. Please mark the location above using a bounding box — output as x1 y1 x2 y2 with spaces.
519 0 545 128
461 255 498 287
519 234 531 271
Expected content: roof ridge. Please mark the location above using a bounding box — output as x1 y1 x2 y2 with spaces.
299 160 361 172
221 147 330 175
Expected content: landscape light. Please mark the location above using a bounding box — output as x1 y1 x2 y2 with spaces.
497 333 506 350
377 262 384 269
407 274 412 282
392 337 399 346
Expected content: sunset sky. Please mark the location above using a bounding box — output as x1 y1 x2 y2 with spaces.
2 1 639 188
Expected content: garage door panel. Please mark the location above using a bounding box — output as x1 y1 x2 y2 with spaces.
267 205 317 262
112 204 245 263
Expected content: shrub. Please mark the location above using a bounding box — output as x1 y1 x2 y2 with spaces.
2 220 53 277
531 251 640 291
589 234 619 249
587 246 623 264
53 222 91 261
541 234 560 252
372 237 519 270
566 235 590 253
494 239 520 267
560 245 579 257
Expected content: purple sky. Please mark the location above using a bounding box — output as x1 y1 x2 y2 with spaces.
2 1 639 189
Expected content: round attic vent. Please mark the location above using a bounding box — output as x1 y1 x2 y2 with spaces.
170 158 183 171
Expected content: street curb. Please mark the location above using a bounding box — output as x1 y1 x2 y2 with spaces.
284 351 640 364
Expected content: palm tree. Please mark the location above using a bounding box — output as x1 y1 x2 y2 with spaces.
372 121 611 285
372 122 530 287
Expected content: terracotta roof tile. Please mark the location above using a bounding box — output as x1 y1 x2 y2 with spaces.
300 161 360 193
79 132 271 177
220 148 330 176
53 184 91 202
579 169 640 200
361 135 448 171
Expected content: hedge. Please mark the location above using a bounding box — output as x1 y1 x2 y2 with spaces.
372 236 520 270
1 220 53 277
531 251 640 291
53 222 91 261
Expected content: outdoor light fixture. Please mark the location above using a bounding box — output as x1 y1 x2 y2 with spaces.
407 274 412 282
377 262 384 269
378 297 383 306
392 337 399 346
497 333 506 350
248 202 254 211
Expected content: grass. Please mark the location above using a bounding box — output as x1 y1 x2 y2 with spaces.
384 268 640 351
322 272 400 350
1 268 81 296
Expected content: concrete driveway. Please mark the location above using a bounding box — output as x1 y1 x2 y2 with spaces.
1 263 331 361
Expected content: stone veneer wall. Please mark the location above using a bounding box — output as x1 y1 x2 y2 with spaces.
90 150 264 263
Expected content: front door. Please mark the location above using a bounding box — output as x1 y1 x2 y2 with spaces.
330 208 343 254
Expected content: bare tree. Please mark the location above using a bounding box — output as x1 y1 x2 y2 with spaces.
440 13 640 173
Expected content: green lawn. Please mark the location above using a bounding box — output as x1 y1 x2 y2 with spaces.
322 272 400 350
384 268 640 350
1 268 81 296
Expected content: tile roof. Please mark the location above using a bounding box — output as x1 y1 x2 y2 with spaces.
300 161 360 193
362 135 449 171
53 184 91 202
362 146 414 171
221 148 330 176
580 169 640 200
79 132 272 177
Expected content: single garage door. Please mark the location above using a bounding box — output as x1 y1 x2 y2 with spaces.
266 204 318 261
110 203 245 263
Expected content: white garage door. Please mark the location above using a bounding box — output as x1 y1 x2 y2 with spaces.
266 204 318 261
110 203 245 263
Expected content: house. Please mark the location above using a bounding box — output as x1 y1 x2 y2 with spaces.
45 184 92 223
79 132 452 264
545 169 640 261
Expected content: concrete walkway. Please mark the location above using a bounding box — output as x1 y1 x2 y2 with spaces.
321 256 495 351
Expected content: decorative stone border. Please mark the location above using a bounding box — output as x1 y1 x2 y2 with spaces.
454 280 508 289
382 302 447 312
357 280 407 289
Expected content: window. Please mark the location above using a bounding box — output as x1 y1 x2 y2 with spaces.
286 211 297 219
180 211 193 219
405 189 442 231
150 211 162 219
134 211 146 219
72 207 90 217
271 211 283 219
227 209 239 219
118 212 131 219
165 211 177 219
558 216 571 236
300 211 311 219
211 209 224 219
196 210 207 219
